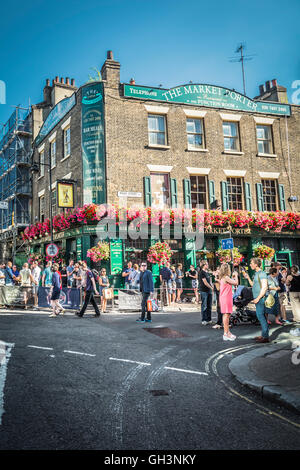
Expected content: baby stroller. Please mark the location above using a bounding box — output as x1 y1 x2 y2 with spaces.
231 286 259 326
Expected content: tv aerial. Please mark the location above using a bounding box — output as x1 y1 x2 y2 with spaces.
229 43 256 96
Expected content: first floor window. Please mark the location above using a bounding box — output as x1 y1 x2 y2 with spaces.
186 118 204 149
190 175 207 208
262 179 277 211
227 177 244 210
64 127 71 158
51 189 57 215
150 173 170 209
148 114 167 146
39 196 45 222
256 125 273 154
223 121 240 151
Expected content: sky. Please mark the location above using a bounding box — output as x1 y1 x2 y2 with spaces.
0 0 299 127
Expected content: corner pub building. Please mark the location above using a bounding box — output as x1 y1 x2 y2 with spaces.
27 50 300 287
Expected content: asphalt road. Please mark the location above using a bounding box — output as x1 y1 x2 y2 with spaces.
0 309 299 450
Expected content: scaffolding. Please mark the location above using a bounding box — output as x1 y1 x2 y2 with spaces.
0 106 32 255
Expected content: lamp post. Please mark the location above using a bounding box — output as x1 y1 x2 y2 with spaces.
31 153 54 244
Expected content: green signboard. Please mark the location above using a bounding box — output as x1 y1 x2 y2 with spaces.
81 82 106 205
76 237 82 260
124 84 291 116
110 239 123 275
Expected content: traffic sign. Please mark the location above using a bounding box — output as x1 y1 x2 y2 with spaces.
221 238 234 250
46 243 59 257
0 201 8 210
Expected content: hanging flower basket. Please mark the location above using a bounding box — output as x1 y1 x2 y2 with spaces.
216 247 244 265
253 243 275 260
147 241 173 265
87 241 110 263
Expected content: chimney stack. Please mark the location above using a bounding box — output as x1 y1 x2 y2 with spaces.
46 78 50 86
265 80 271 91
271 79 277 88
71 78 75 86
55 76 59 83
107 50 114 60
130 78 135 85
60 77 64 84
66 77 70 85
259 84 265 95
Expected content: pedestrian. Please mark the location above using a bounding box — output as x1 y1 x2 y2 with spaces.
75 262 101 317
99 268 110 313
136 262 154 323
122 261 134 290
4 261 16 286
128 264 140 290
60 263 68 288
219 263 238 341
198 260 214 325
277 266 290 324
12 265 20 284
67 260 75 287
243 258 269 343
160 261 172 306
31 261 41 309
286 265 300 323
72 263 82 288
212 267 222 330
49 263 65 317
0 263 5 308
186 264 199 303
42 261 53 287
19 262 33 309
266 267 283 325
175 263 184 303
170 265 177 304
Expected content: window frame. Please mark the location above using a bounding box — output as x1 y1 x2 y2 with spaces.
39 195 45 222
261 179 278 212
186 118 205 150
226 177 244 211
50 140 56 168
150 172 171 209
147 114 167 147
63 126 71 159
222 121 240 151
190 174 208 209
256 124 274 155
39 150 45 178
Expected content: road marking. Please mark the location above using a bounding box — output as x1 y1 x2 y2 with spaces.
164 366 208 376
109 357 151 366
0 341 14 425
27 345 54 351
63 350 96 357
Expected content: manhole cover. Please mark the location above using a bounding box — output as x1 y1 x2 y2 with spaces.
144 327 189 338
149 390 169 396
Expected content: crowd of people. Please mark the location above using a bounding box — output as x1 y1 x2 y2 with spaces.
0 257 300 339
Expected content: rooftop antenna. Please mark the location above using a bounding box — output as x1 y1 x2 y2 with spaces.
229 43 256 96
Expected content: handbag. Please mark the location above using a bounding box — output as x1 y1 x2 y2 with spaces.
258 273 275 308
147 299 153 311
103 287 113 300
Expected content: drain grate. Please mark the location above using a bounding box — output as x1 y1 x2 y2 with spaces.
144 327 189 338
149 390 169 396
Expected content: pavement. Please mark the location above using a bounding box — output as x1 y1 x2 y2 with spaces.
229 323 300 414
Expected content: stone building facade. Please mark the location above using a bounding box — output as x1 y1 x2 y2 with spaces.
28 51 300 281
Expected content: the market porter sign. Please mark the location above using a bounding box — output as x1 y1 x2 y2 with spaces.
124 84 291 116
81 81 106 205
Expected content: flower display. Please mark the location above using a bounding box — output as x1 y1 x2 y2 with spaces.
28 253 45 265
147 241 173 265
216 247 244 265
253 243 275 260
21 206 300 242
87 241 110 263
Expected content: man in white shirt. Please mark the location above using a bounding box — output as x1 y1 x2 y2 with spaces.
31 261 41 308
